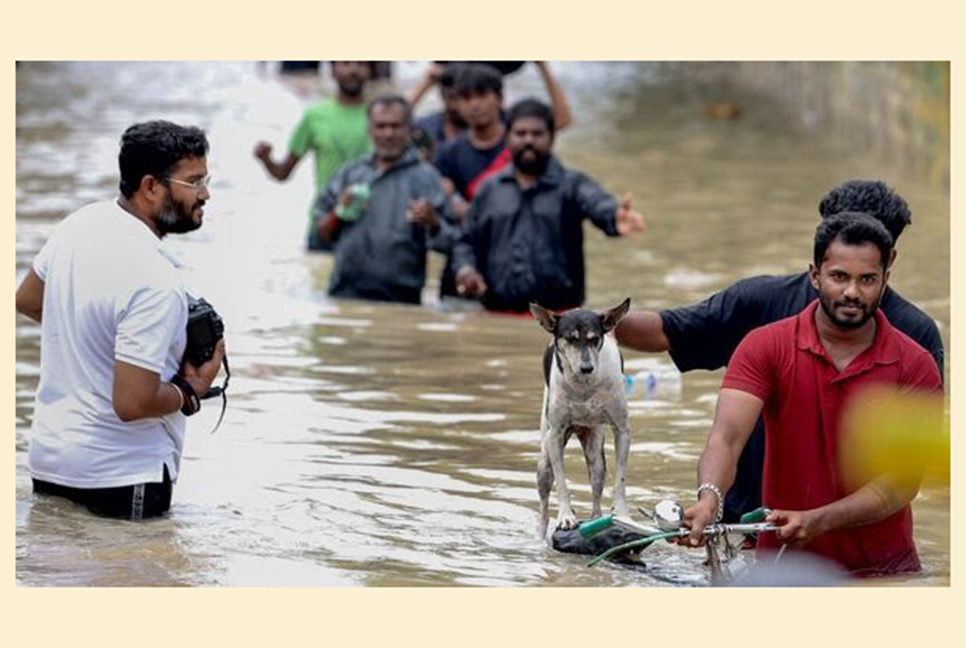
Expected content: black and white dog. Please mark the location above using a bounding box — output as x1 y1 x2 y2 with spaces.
531 299 632 537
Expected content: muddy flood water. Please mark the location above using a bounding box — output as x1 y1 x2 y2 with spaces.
15 62 950 586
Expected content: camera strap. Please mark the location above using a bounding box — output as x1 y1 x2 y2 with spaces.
201 354 230 434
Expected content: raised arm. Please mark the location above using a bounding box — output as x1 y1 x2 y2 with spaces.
535 61 573 132
253 142 302 182
572 173 644 237
408 63 443 109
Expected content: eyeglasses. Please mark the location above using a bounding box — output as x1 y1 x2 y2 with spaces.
163 175 211 191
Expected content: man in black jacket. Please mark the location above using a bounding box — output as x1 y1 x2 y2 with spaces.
453 98 645 312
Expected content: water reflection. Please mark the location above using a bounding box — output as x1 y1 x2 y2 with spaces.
15 62 949 586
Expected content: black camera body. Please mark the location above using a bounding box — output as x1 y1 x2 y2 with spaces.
185 296 224 366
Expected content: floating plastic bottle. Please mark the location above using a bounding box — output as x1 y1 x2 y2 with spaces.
623 367 683 401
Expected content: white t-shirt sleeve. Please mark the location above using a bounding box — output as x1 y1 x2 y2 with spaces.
32 231 57 281
115 285 186 373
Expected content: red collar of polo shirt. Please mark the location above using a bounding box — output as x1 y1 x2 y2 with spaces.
795 299 902 378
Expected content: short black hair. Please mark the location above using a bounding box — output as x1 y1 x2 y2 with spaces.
454 63 503 98
367 94 412 124
818 180 912 242
118 121 208 199
814 211 894 271
439 63 466 89
507 98 556 137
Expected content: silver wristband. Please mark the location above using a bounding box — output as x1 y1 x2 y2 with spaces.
697 483 724 522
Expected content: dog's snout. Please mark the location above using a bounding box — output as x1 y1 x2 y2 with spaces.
580 364 594 374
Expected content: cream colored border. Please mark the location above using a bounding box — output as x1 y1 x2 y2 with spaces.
4 1 960 646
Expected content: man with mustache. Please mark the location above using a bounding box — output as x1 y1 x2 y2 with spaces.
678 212 942 577
431 63 573 303
615 179 944 525
453 98 644 313
16 120 225 519
313 95 457 304
254 61 372 251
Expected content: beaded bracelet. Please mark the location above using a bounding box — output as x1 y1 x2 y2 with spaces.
698 483 724 523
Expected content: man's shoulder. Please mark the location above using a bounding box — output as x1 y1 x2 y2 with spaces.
739 308 801 347
472 167 516 200
69 198 119 219
880 321 943 389
880 287 941 336
412 157 443 179
436 134 472 158
431 136 458 170
544 156 587 182
332 153 375 178
733 271 810 296
413 111 443 130
728 272 815 316
304 97 337 115
302 98 363 124
53 200 121 236
886 319 939 363
553 159 581 180
397 154 444 184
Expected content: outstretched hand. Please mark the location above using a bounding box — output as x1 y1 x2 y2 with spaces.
616 192 646 236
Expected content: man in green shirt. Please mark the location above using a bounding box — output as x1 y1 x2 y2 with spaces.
254 61 372 251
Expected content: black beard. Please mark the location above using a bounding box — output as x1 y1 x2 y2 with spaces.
339 81 364 98
513 148 550 176
156 193 202 236
818 292 879 330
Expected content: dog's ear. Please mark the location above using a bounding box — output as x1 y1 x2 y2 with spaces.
601 298 631 332
530 302 558 334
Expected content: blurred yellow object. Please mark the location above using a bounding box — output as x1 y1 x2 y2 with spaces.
839 385 948 490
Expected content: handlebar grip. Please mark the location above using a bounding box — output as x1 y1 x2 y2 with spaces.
739 507 770 524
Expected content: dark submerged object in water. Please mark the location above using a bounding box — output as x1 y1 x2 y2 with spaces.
552 521 646 565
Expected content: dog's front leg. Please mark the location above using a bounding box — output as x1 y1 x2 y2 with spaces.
544 425 577 530
536 450 554 538
579 428 606 520
611 420 632 519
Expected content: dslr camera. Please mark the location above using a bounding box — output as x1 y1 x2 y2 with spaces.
185 296 225 366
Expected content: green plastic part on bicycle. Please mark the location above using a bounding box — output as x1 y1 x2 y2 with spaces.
578 515 614 538
739 507 768 524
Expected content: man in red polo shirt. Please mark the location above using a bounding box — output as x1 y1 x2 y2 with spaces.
681 211 943 577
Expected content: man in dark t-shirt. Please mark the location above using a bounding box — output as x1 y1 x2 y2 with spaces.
615 180 945 523
432 65 511 301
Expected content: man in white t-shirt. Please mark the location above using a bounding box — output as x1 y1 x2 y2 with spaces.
16 120 226 520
